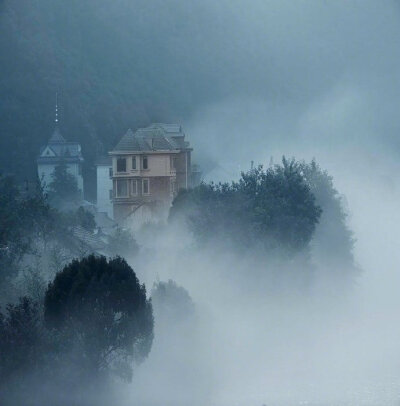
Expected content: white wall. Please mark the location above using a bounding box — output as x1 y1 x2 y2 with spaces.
96 165 113 218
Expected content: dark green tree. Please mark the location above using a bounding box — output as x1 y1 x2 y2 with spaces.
47 161 80 206
170 157 322 255
0 175 53 286
151 279 195 322
44 255 153 381
300 159 356 273
0 297 45 388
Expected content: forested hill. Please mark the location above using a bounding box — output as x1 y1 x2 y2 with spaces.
0 0 252 183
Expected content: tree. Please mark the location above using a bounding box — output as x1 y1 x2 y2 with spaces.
0 175 52 287
0 297 45 388
151 279 195 322
299 159 356 273
44 255 153 381
47 161 80 206
170 157 322 255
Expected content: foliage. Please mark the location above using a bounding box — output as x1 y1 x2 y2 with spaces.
170 157 322 255
0 175 53 285
47 161 81 206
299 159 356 271
44 255 153 381
0 175 99 294
151 279 195 321
0 297 46 387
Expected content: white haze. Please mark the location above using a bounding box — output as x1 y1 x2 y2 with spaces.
112 146 400 405
110 1 400 405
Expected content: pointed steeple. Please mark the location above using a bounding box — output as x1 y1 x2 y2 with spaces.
49 93 66 143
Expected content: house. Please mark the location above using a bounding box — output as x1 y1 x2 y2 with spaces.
109 123 193 224
37 126 84 196
95 156 113 218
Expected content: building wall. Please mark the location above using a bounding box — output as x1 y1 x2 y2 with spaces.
175 151 191 190
96 165 113 218
112 153 175 177
111 151 191 224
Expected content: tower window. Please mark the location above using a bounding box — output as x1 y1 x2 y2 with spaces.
142 156 148 170
132 156 137 170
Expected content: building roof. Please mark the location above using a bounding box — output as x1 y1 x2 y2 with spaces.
95 156 112 166
111 123 191 153
49 127 66 143
71 226 107 252
37 126 83 164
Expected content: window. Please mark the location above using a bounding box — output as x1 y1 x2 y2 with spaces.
171 157 177 169
116 179 128 197
142 156 148 170
109 167 113 177
117 158 126 172
170 179 176 194
142 178 150 195
132 156 137 170
131 179 137 195
109 189 113 199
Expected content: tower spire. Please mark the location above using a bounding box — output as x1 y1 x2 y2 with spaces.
55 92 58 124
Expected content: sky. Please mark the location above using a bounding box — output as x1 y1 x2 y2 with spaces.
178 0 400 179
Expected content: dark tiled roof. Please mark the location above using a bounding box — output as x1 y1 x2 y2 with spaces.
49 127 66 143
38 126 83 163
112 123 191 152
71 226 106 251
47 143 81 157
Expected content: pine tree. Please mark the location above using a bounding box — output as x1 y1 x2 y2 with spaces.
48 161 80 205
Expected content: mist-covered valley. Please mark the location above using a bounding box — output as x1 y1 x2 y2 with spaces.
1 1 400 405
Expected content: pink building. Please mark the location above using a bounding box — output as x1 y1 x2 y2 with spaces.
110 124 193 224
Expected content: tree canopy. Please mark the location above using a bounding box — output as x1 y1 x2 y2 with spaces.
44 255 153 381
0 297 45 388
299 159 356 273
151 279 195 322
0 175 52 285
170 157 322 255
47 161 81 206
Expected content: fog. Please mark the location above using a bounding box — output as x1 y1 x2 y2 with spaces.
119 2 400 403
2 0 400 404
111 148 399 405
